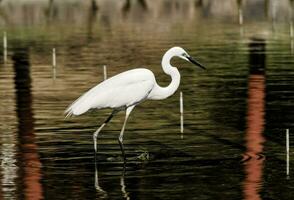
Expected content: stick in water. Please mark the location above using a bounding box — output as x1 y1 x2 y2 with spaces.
180 91 184 137
52 48 56 68
3 32 7 63
103 65 107 80
286 129 290 177
291 22 294 39
52 48 56 79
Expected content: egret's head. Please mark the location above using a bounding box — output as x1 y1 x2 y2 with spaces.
169 46 206 70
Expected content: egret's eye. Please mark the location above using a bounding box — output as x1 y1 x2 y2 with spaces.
181 53 187 57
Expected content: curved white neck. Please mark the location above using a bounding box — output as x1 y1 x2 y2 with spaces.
148 51 181 100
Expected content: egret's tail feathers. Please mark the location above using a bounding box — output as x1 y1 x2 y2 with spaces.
64 95 92 118
64 107 74 118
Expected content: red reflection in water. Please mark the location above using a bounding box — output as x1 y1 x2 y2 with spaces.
0 177 2 200
13 48 43 200
20 132 43 200
243 74 265 200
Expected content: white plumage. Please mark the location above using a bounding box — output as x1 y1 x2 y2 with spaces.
65 68 155 117
65 46 205 160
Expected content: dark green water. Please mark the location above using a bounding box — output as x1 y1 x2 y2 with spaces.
0 0 294 199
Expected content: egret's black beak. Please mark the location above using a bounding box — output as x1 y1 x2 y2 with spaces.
187 56 206 70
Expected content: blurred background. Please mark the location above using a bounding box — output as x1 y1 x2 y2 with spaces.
0 0 294 199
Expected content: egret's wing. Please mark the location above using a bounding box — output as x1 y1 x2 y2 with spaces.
65 68 155 117
91 79 154 109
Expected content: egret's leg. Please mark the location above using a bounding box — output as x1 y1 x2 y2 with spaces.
93 124 105 153
118 106 135 162
93 111 116 153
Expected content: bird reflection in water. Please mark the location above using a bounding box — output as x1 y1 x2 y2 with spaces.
120 167 130 200
242 38 266 200
95 158 130 199
94 155 108 198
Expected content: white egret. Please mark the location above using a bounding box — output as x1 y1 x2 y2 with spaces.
65 47 205 161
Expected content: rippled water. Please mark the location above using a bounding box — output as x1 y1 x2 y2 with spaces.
0 0 294 199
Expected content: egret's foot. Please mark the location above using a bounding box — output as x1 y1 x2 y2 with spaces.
137 151 150 161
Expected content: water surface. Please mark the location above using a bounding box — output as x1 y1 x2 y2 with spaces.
0 0 294 199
